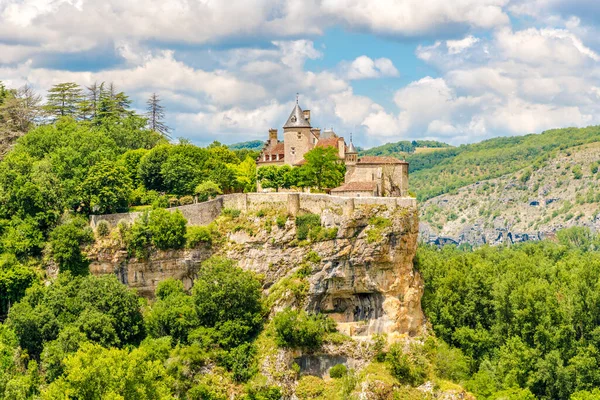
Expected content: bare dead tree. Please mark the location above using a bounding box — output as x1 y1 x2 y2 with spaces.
146 93 171 138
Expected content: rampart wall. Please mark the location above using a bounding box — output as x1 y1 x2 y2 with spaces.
90 193 417 228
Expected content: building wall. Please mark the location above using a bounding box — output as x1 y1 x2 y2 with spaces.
283 127 314 165
345 163 409 197
333 190 376 197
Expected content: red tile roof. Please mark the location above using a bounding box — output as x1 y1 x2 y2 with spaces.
331 181 377 192
265 142 284 155
316 137 342 149
357 156 407 165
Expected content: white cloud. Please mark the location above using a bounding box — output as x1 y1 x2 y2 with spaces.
446 36 480 55
342 56 399 80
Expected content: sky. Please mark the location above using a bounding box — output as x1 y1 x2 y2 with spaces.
2 0 600 147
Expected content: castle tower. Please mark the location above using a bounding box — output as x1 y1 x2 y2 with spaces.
283 98 315 165
345 134 358 164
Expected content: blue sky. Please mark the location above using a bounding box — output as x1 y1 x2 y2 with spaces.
2 0 600 148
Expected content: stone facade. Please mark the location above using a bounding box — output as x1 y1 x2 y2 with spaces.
337 156 409 197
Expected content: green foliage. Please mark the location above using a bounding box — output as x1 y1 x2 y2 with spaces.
148 209 187 250
360 140 451 157
367 216 392 243
385 343 427 386
273 308 336 350
406 126 600 201
301 147 345 190
192 257 264 349
7 273 144 359
257 165 290 192
49 216 94 275
416 239 600 398
329 364 348 378
276 215 287 229
195 180 222 202
80 160 132 214
228 140 264 151
295 213 321 241
186 225 214 247
222 208 241 218
95 220 110 237
573 165 583 179
0 255 38 317
42 343 173 399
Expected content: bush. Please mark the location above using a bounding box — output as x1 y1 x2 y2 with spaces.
329 364 347 378
96 220 110 238
152 194 169 209
195 181 222 202
127 212 152 259
386 344 427 386
276 215 287 229
179 195 194 206
273 308 336 350
221 208 241 219
148 209 187 250
49 216 95 276
295 214 321 241
186 226 214 247
573 165 583 179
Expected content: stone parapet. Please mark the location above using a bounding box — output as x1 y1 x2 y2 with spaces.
90 193 417 227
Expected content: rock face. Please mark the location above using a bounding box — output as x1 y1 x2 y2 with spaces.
89 199 424 337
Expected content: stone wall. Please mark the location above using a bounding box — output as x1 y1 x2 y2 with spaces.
90 193 417 227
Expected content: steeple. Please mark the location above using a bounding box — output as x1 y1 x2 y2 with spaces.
345 132 358 164
347 132 357 154
283 98 311 129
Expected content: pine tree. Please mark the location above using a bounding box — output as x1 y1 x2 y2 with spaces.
146 93 170 138
44 82 83 120
94 83 133 123
78 82 101 120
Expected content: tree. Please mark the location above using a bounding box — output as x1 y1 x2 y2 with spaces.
42 343 174 399
80 160 132 214
0 84 42 133
192 257 264 349
78 82 101 120
195 181 222 202
146 93 171 138
257 165 290 192
147 209 187 250
301 147 345 190
48 216 95 275
44 82 83 120
230 156 257 193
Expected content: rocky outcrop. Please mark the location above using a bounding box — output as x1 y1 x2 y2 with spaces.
89 202 424 337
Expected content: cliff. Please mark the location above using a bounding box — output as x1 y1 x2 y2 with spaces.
89 193 424 337
419 142 600 247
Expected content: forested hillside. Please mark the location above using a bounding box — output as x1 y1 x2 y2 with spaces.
406 127 600 201
360 140 450 158
229 140 264 151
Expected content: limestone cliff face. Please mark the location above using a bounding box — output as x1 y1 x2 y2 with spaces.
89 200 423 337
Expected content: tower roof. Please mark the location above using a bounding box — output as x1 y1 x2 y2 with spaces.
283 103 311 129
347 141 357 153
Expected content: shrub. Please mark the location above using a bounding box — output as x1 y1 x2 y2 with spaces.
276 215 287 229
179 195 194 206
148 209 187 250
273 308 336 350
127 212 152 259
573 165 583 179
96 220 110 238
49 217 95 275
386 344 427 386
295 214 321 241
329 364 347 378
195 181 222 202
221 208 241 219
295 376 325 400
186 226 213 247
168 197 179 207
152 195 169 209
304 251 321 263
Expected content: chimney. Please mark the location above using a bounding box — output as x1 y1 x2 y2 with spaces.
269 128 278 143
303 110 310 124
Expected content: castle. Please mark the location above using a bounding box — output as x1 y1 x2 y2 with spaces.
257 101 409 197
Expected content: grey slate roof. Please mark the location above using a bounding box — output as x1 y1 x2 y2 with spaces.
347 141 357 153
283 104 311 128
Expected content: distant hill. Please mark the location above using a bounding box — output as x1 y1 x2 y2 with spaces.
412 126 600 246
228 140 264 151
408 126 600 202
360 140 451 158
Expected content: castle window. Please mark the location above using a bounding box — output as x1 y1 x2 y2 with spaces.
291 147 296 155
297 133 302 140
